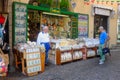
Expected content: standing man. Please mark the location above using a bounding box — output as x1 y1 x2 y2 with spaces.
98 26 107 64
37 26 50 66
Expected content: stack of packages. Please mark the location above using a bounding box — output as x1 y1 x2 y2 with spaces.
0 48 9 76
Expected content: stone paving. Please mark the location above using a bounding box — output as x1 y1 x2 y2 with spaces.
0 50 120 80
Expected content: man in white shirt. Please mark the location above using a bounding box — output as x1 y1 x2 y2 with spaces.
37 26 50 65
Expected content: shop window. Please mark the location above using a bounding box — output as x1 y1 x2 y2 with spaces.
41 14 71 39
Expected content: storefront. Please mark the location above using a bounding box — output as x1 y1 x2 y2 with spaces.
72 0 118 47
93 4 113 38
12 1 83 76
12 1 79 45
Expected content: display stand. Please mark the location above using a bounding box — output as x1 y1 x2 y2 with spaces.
55 47 86 65
56 49 72 65
86 46 97 58
13 48 45 76
72 48 84 61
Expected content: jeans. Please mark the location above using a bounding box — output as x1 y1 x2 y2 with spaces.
98 44 105 62
41 42 50 64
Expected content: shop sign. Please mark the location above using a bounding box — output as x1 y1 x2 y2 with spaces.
78 14 88 38
50 8 60 13
25 48 41 73
95 8 110 16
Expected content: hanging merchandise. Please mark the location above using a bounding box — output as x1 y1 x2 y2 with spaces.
0 24 3 46
106 1 108 4
111 1 114 5
0 14 5 24
0 48 9 76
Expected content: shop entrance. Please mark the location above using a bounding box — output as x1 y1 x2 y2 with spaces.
28 10 41 41
94 15 108 38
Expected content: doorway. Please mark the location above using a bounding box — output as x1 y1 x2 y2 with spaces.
94 15 108 38
28 10 41 41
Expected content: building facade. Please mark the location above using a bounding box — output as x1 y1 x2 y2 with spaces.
71 0 119 47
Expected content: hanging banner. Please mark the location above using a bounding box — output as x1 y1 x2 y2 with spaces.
78 14 89 38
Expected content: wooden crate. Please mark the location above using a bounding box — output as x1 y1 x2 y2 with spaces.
86 47 98 58
55 47 86 65
72 48 84 61
13 48 45 76
56 49 72 65
27 72 39 76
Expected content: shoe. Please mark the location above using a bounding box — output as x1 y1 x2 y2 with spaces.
99 61 104 64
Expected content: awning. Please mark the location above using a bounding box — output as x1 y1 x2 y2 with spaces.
93 4 113 10
43 12 69 17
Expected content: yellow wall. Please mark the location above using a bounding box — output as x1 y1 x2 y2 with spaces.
73 0 118 46
12 0 29 3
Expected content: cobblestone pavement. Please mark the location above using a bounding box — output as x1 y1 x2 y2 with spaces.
1 50 120 80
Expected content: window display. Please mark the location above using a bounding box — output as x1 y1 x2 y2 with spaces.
41 14 71 39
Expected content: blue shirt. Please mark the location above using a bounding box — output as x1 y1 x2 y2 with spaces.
99 31 107 44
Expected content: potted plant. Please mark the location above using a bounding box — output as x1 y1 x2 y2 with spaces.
38 0 47 7
60 0 69 11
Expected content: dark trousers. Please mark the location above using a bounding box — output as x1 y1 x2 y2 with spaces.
41 42 50 64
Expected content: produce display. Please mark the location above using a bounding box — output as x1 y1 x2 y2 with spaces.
14 41 45 53
83 38 99 47
87 50 96 57
73 51 83 60
61 52 72 63
49 38 99 64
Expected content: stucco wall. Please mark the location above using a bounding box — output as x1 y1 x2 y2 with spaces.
73 0 118 46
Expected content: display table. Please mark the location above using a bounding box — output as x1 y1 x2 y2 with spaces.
13 48 45 76
55 47 86 65
86 46 98 58
49 38 99 65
